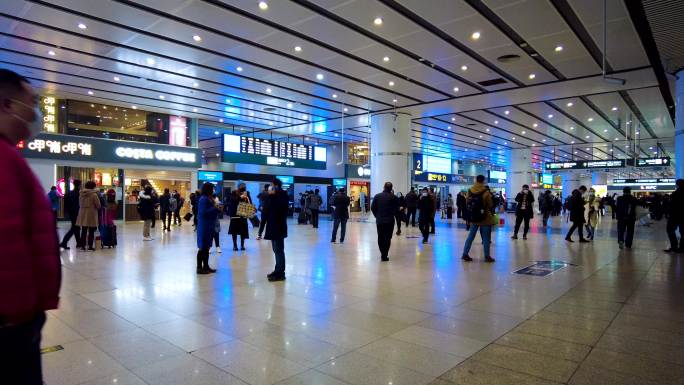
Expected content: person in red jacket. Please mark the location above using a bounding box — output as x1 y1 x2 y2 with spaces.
0 69 61 384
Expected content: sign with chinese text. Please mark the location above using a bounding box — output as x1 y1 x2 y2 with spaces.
635 157 671 167
41 96 58 133
545 159 625 170
19 133 201 168
223 134 326 170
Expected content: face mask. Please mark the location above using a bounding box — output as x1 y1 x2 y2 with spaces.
11 99 42 139
523 189 529 193
422 192 428 197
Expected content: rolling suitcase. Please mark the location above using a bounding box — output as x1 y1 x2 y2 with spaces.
100 224 117 248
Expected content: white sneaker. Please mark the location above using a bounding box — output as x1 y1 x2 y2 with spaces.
143 237 153 241
217 247 222 254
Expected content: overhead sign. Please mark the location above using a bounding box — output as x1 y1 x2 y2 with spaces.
198 171 223 181
612 178 674 185
413 153 452 174
488 170 506 184
223 134 326 170
41 96 58 133
545 159 625 170
18 133 201 168
635 157 671 167
345 164 371 179
275 175 294 186
414 171 473 184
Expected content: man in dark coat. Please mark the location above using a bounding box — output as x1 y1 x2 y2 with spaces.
417 187 435 243
265 179 290 281
512 184 535 240
371 182 398 261
616 187 639 249
665 179 684 252
405 187 418 227
59 179 82 249
566 189 589 242
330 188 351 243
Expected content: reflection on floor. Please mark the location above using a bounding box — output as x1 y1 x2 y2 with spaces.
44 213 684 385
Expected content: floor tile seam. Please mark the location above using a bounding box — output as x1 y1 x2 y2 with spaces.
602 328 684 349
347 343 466 378
565 252 661 383
49 312 139 341
593 336 684 367
522 316 611 334
234 324 353 359
73 371 151 385
440 357 570 384
608 317 684 335
497 329 593 357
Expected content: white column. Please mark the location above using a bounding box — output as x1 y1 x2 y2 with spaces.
505 148 532 200
675 69 684 179
370 112 412 198
562 172 579 199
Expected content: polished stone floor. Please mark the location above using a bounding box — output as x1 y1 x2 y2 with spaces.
44 212 684 385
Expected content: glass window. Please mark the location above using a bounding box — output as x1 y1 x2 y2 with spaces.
66 100 190 146
347 144 369 165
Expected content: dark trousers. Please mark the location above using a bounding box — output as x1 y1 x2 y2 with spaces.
666 219 684 250
457 207 463 219
161 210 171 230
407 207 417 226
447 207 453 219
311 209 320 228
542 211 550 227
213 231 220 247
173 209 181 225
196 248 209 270
395 214 403 234
272 238 286 275
419 220 430 242
332 217 347 242
617 219 635 247
192 209 198 226
376 222 395 258
231 234 245 249
513 215 530 237
429 215 435 233
79 226 96 248
60 218 81 247
258 212 268 237
566 221 585 240
1 312 45 385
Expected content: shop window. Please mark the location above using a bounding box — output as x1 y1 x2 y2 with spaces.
347 144 369 165
65 100 191 146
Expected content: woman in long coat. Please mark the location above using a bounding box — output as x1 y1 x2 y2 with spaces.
76 180 101 251
228 183 251 251
196 183 219 274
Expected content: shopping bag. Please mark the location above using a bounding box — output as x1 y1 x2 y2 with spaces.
249 215 260 228
237 202 257 218
183 212 193 222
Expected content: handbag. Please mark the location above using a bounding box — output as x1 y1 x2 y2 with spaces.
491 213 500 226
237 201 257 218
183 212 193 221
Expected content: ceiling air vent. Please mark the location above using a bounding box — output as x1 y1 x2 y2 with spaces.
263 107 277 112
497 54 521 63
478 78 507 87
466 123 476 126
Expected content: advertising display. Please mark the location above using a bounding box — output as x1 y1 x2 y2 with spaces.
275 175 294 189
41 96 59 133
488 170 507 184
19 132 201 168
545 159 625 170
198 171 223 181
345 164 371 179
635 157 671 167
168 116 187 147
333 178 347 188
223 134 326 170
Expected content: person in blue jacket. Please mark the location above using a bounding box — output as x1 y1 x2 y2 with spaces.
196 182 220 274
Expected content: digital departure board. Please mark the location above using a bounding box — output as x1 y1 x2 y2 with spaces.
223 134 326 169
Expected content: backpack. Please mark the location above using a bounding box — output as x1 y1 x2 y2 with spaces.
467 192 486 222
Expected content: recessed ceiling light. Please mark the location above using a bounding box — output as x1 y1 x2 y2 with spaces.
383 56 390 62
532 143 536 146
87 90 94 95
373 17 383 25
547 114 553 118
611 106 618 111
533 123 538 127
294 46 302 52
146 58 155 65
266 88 272 93
461 65 468 71
332 94 338 98
571 140 575 144
131 105 137 109
159 95 165 99
343 107 348 112
113 76 120 82
316 73 324 81
587 117 593 122
258 1 268 10
452 87 459 93
236 66 243 72
494 120 499 124
603 129 608 132
554 45 563 52
615 137 619 141
192 108 198 112
286 103 293 108
219 118 224 122
392 99 397 103
542 139 546 142
451 117 456 121
48 50 56 56
214 131 219 135
78 23 87 30
193 82 199 87
388 81 395 86
570 126 574 130
521 131 526 134
471 31 481 40
193 35 202 42
636 131 640 135
585 135 590 139
511 137 516 140
486 128 490 132
448 126 452 130
567 102 573 107
528 73 536 79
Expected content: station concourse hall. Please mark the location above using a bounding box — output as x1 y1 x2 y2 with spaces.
1 1 684 384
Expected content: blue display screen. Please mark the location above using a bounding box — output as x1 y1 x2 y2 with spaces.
276 175 294 185
333 178 347 187
198 171 223 181
542 174 553 185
